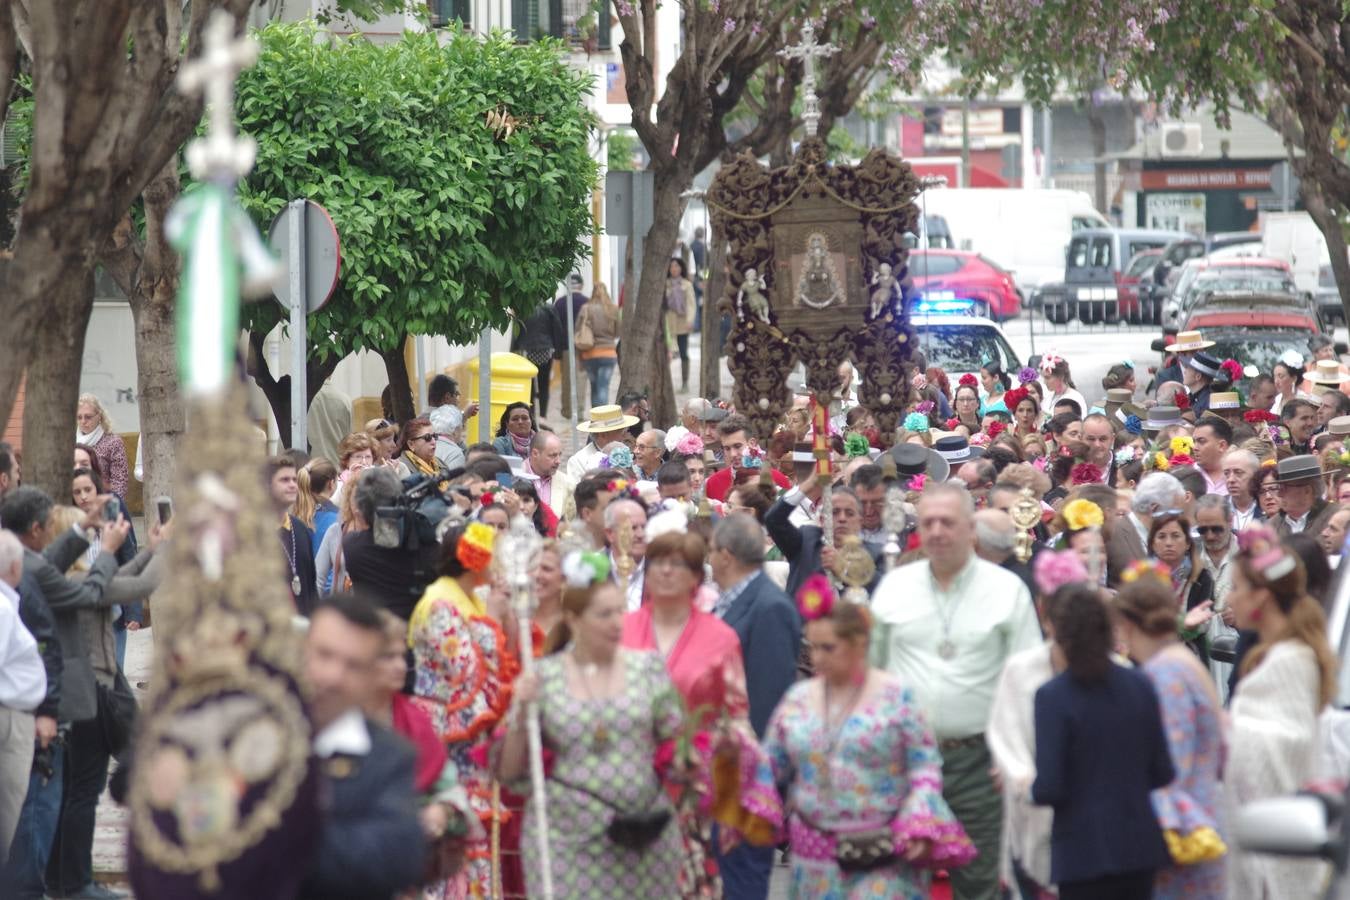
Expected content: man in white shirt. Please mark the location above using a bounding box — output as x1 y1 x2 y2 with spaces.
565 405 639 484
0 530 46 866
870 483 1040 900
603 499 647 611
1223 448 1262 532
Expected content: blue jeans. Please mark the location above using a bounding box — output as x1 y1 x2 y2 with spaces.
2 745 63 899
585 358 615 408
714 835 773 900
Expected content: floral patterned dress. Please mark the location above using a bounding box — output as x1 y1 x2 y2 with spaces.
763 674 975 899
409 577 520 899
1142 652 1227 899
522 648 686 897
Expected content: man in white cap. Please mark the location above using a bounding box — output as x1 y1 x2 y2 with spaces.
566 404 640 483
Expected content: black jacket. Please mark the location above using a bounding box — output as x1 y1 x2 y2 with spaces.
300 720 426 900
765 498 883 601
513 304 566 357
281 515 320 616
17 571 62 720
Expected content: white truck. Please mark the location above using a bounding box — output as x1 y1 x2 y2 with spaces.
1260 211 1330 295
912 188 1110 298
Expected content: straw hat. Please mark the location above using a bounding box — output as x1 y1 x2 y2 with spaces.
1308 359 1350 385
577 404 640 433
1208 392 1242 411
1169 331 1216 352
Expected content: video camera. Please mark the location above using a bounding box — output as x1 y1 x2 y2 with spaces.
372 474 461 552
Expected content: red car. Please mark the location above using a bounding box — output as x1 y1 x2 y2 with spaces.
907 250 1022 321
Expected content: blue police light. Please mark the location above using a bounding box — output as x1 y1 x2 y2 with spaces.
913 296 977 315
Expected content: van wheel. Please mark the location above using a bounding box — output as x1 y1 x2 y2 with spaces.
1104 304 1120 325
1045 303 1068 325
1078 302 1099 324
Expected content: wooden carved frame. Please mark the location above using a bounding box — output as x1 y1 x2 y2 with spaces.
708 138 922 444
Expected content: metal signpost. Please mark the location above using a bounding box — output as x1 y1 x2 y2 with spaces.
269 198 340 451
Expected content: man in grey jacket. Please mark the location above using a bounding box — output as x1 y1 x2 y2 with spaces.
1 486 129 900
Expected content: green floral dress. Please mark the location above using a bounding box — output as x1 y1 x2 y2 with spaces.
523 649 686 898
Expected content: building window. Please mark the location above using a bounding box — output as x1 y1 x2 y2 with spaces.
429 0 471 27
513 0 610 50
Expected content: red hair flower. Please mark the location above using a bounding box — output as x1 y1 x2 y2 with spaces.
986 421 1006 438
1004 387 1030 410
959 373 978 388
795 573 836 621
945 417 960 430
1169 453 1195 467
1069 462 1103 485
1245 409 1278 424
1220 359 1243 382
480 492 496 507
1174 391 1191 412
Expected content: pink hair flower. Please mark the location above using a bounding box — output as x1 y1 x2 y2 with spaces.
1033 549 1089 596
675 432 704 456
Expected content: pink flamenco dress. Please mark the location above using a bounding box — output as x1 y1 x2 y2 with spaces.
762 673 976 899
623 606 784 899
409 576 521 899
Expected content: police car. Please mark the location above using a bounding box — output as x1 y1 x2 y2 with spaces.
908 296 1023 384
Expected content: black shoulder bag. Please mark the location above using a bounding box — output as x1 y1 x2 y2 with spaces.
551 775 672 851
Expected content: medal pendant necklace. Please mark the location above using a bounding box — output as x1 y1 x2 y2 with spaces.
821 671 867 796
933 568 965 660
572 650 613 752
284 521 301 596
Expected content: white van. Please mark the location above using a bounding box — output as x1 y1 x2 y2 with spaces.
1261 211 1331 295
914 188 1110 297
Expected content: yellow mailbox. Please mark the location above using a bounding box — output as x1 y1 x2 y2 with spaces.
465 352 538 439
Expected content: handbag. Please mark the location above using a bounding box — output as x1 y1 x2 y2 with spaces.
552 775 671 851
96 669 138 759
835 825 899 872
573 307 595 352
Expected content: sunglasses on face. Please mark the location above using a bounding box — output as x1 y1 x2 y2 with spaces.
412 434 437 444
1196 525 1227 536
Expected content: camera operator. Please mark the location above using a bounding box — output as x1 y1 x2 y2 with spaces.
341 468 438 620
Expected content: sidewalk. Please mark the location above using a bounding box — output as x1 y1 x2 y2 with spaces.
92 627 153 888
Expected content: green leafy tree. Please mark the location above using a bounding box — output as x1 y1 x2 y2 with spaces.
944 0 1350 320
229 23 596 441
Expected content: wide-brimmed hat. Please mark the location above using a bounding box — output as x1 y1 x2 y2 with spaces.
1308 359 1350 385
1144 405 1181 432
696 404 730 423
1103 388 1133 407
577 404 640 433
1187 352 1221 379
1208 391 1242 411
1276 454 1322 484
934 434 983 464
567 273 584 288
1169 330 1215 352
1329 416 1350 437
790 441 816 465
888 443 950 482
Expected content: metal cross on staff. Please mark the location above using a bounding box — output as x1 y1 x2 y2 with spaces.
778 21 838 138
178 10 260 182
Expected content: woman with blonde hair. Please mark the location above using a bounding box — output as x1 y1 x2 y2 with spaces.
1226 524 1338 897
75 393 130 498
294 458 339 547
581 281 621 408
364 417 403 468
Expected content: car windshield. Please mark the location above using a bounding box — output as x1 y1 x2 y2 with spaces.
1207 333 1310 375
1067 236 1112 269
909 253 966 276
1126 253 1159 278
913 323 1021 374
1193 273 1296 295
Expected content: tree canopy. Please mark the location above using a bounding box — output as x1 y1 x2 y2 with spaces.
237 22 598 361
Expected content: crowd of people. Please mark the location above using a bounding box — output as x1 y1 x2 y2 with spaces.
1 317 1350 899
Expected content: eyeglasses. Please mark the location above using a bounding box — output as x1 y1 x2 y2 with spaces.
411 434 437 444
1259 485 1282 495
1196 525 1227 535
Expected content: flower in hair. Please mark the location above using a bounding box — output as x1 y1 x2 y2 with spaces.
561 550 611 588
742 452 764 469
603 445 634 470
456 522 496 572
1169 453 1195 467
607 478 629 493
1017 367 1038 385
1039 352 1064 373
1269 424 1286 447
986 420 1006 439
969 433 991 448
1063 498 1104 530
675 432 704 456
1033 550 1088 596
1170 436 1193 457
796 573 836 621
1121 559 1170 585
1069 463 1104 487
480 492 496 507
1174 391 1191 412
1003 387 1030 411
903 412 929 433
1220 359 1243 382
1245 409 1279 424
1124 414 1142 436
1153 452 1171 471
1114 446 1137 466
907 473 926 492
959 373 978 388
915 400 936 415
844 433 871 459
944 417 960 430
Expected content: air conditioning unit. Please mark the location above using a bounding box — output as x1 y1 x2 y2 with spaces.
1160 122 1203 158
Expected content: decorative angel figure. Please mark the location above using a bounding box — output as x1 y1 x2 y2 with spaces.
737 267 772 324
869 262 900 319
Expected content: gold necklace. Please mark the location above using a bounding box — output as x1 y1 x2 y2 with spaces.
571 649 616 752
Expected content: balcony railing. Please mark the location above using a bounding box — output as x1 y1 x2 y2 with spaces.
512 0 611 50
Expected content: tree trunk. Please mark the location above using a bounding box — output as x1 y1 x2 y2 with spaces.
24 267 96 497
700 219 728 398
1302 183 1350 326
1086 94 1108 213
130 276 184 506
379 344 417 425
244 331 344 450
618 174 688 425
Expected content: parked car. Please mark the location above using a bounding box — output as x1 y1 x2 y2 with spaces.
1122 247 1165 324
1184 293 1326 336
1152 233 1262 296
907 250 1022 321
1049 227 1186 324
1183 327 1320 378
909 307 1022 381
1163 257 1301 328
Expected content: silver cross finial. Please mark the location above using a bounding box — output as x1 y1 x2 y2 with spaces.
778 22 839 138
178 10 259 181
